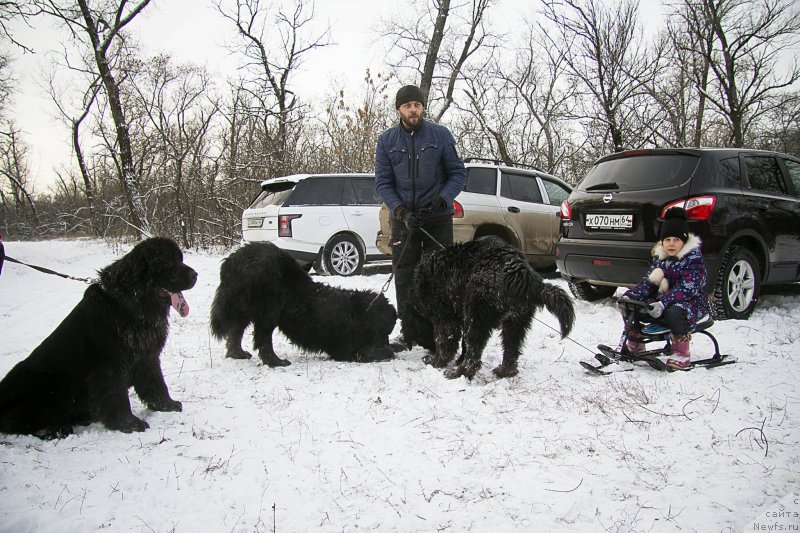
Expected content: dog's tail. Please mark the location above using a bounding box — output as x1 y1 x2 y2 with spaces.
210 283 242 340
541 283 575 338
503 261 575 338
209 291 226 339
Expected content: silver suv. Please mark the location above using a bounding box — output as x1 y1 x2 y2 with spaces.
242 173 388 276
376 159 572 270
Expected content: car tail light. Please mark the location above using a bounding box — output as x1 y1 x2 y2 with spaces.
661 196 716 221
278 214 301 237
560 200 572 220
453 200 464 219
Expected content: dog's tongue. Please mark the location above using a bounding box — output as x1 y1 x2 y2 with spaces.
170 292 190 317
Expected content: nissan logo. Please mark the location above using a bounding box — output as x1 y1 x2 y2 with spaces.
603 193 613 203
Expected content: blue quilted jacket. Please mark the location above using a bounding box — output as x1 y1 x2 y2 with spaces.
375 119 466 218
623 234 710 328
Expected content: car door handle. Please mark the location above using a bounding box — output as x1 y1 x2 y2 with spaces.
507 206 520 213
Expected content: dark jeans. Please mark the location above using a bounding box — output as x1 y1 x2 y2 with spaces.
391 217 453 339
657 305 691 336
626 303 690 337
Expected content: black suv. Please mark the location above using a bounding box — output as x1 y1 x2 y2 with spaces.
556 148 800 320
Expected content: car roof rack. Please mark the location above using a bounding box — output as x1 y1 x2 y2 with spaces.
463 157 546 174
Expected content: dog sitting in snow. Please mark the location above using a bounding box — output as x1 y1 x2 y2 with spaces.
0 238 197 439
210 242 397 366
411 238 575 380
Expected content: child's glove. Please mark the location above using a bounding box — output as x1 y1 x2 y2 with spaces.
647 301 665 318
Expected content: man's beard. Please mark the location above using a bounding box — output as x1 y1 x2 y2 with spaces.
400 114 423 131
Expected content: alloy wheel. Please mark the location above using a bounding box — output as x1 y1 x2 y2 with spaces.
726 259 756 313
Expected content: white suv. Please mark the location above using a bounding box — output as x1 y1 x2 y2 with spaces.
242 173 388 276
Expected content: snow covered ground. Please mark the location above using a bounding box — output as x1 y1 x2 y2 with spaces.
1 239 798 533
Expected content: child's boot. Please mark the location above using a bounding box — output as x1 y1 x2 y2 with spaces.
625 338 645 355
666 334 691 370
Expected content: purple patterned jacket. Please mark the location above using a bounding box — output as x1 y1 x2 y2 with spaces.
623 234 710 328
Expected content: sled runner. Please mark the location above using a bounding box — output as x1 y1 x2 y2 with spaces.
580 297 735 374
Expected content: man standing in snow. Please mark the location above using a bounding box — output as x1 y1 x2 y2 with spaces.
375 84 466 351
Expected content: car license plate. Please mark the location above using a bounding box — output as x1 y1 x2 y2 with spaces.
247 218 264 228
585 213 633 229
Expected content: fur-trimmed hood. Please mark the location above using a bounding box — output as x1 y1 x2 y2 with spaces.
653 233 702 261
626 231 710 328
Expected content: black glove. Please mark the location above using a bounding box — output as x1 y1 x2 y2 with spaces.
402 210 421 230
418 196 447 217
431 195 447 211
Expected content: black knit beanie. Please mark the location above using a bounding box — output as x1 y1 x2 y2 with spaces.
660 207 689 242
395 85 426 108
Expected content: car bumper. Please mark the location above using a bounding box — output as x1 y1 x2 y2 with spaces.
556 238 653 286
242 235 322 265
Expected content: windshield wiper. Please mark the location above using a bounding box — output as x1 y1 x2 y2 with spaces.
585 182 620 191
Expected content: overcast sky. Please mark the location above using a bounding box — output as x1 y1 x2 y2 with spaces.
6 0 664 192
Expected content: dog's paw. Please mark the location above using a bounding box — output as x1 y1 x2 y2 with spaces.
422 353 449 368
492 363 519 378
443 366 461 379
225 349 253 360
106 415 149 433
443 360 481 380
34 425 74 440
259 353 292 367
357 345 395 363
149 398 183 412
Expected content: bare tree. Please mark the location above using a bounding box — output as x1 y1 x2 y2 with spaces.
317 70 394 173
540 0 649 153
34 0 154 237
497 23 581 174
131 55 219 247
670 0 800 147
0 123 39 234
217 0 330 177
0 2 41 51
636 28 699 147
47 71 104 234
0 52 12 118
383 0 496 122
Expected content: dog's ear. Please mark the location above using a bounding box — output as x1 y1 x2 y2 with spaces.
100 241 152 292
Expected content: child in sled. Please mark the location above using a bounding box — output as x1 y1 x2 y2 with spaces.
621 207 710 370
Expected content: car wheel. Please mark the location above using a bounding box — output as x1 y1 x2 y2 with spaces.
567 280 617 301
711 246 760 320
323 234 364 276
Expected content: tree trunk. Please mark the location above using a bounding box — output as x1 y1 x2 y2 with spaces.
420 0 451 104
77 0 151 237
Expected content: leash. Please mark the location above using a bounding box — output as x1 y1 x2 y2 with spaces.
4 255 98 284
369 222 444 310
532 315 597 356
369 222 599 357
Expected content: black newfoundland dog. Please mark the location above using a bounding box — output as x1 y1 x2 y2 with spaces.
0 237 197 439
210 242 397 366
412 238 575 380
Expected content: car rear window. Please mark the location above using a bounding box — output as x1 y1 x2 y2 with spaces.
464 167 497 195
578 154 700 192
284 177 345 206
248 182 296 209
